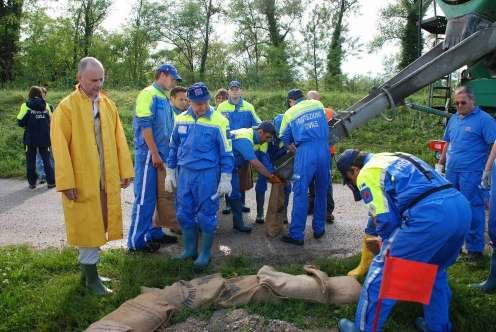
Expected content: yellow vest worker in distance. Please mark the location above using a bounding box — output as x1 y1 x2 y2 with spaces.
229 123 284 233
50 57 134 296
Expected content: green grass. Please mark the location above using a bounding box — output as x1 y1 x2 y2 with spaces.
0 246 495 331
0 88 441 178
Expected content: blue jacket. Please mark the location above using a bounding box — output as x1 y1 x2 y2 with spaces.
216 97 261 130
443 106 496 172
133 83 174 159
358 152 452 238
167 106 233 174
279 99 329 146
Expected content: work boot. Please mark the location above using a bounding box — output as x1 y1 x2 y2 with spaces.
193 231 215 269
470 252 496 293
176 226 198 260
156 233 178 245
231 199 252 233
255 191 265 224
81 264 112 296
281 235 304 246
348 235 375 277
222 194 231 214
338 319 361 332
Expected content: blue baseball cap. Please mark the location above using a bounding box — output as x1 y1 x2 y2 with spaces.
187 82 210 103
287 88 304 101
228 80 241 89
156 63 182 82
336 149 360 184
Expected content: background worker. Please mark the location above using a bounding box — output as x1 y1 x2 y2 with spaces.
215 88 228 107
128 63 180 253
16 86 55 189
306 90 336 223
50 57 134 295
336 149 470 332
279 89 330 246
217 80 261 214
255 114 291 225
230 121 282 233
165 82 233 269
35 87 55 185
153 86 188 235
439 86 496 260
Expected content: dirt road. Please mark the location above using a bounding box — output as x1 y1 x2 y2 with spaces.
0 178 368 264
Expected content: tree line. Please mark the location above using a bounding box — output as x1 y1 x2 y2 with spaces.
0 0 428 90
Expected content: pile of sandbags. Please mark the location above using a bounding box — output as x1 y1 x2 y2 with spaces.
86 265 361 332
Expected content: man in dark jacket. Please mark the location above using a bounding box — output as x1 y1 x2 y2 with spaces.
17 86 55 189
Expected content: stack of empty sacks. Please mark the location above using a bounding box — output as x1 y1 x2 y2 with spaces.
86 265 361 332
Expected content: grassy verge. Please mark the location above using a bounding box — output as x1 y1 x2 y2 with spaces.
0 88 441 178
0 246 494 331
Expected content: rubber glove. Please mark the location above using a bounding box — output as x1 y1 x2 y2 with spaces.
217 173 232 196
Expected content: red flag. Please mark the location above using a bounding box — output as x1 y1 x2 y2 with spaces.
379 255 438 304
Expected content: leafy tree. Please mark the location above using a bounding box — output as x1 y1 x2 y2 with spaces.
303 3 331 90
69 0 111 66
370 0 433 70
0 0 24 85
324 0 359 89
255 0 302 87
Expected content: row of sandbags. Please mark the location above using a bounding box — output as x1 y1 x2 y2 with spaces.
86 265 361 331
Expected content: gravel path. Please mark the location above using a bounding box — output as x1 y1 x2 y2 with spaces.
0 178 368 264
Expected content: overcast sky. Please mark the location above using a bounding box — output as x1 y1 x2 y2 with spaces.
43 0 437 77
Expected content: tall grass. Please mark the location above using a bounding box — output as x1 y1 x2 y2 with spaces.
0 88 442 178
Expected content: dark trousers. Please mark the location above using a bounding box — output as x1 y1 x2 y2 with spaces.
27 146 54 186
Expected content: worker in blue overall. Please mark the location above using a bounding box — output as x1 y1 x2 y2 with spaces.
279 89 330 245
255 114 292 224
439 86 496 260
217 80 261 214
471 140 496 293
128 64 180 252
165 82 233 268
336 149 471 332
230 121 284 232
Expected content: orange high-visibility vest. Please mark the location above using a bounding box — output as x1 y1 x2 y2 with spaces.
325 107 336 155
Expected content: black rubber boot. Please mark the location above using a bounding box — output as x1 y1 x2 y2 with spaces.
255 191 265 224
231 199 252 233
81 264 112 296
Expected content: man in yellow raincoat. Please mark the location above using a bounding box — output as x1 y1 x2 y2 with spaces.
50 57 134 296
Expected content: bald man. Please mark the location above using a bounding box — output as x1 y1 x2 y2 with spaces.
51 57 134 295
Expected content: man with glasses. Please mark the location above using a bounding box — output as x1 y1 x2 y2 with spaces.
439 86 496 260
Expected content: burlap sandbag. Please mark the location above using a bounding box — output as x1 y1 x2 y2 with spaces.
265 183 285 237
238 163 253 192
257 265 329 304
153 167 180 232
325 276 362 305
216 275 278 307
154 273 226 310
85 292 176 332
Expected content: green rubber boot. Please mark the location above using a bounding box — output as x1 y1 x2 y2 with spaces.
193 231 215 269
81 264 112 296
176 226 198 260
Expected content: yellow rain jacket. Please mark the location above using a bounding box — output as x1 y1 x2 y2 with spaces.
50 87 134 247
